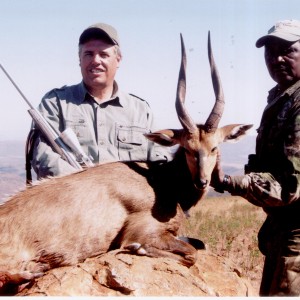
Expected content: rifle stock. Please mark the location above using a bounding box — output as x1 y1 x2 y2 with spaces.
28 109 82 170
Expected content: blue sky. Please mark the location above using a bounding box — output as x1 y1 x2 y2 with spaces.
0 0 299 141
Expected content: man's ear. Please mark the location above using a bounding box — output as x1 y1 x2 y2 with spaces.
219 124 253 142
144 129 183 146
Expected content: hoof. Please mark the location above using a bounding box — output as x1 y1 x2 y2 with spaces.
0 270 44 296
124 242 141 251
18 271 44 281
177 236 206 250
124 242 147 255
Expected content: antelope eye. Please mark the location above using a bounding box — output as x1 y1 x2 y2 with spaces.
211 146 218 153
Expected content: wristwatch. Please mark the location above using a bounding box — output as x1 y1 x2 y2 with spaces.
222 174 231 190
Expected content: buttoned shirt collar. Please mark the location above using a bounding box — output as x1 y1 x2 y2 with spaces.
78 81 124 107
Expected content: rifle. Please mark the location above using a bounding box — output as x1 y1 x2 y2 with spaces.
0 64 94 174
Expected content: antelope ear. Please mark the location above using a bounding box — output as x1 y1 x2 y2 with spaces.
144 129 183 146
220 124 253 142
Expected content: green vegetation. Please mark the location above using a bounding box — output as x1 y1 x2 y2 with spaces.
181 196 266 291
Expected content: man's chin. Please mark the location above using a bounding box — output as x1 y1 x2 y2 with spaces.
274 75 294 87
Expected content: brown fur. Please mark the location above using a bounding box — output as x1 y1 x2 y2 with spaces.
0 157 198 294
0 123 251 295
0 33 253 294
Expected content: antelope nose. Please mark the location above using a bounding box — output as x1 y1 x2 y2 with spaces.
195 179 208 190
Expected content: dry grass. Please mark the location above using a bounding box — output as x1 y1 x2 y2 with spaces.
181 195 266 293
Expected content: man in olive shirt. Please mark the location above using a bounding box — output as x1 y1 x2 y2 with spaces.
212 20 300 296
31 23 171 179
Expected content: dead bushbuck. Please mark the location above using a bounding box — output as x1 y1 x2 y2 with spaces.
0 33 252 295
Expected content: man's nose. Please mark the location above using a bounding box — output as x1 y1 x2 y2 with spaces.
268 55 285 67
92 54 103 64
276 55 285 63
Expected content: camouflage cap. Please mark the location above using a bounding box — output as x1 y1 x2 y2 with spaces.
79 23 120 46
256 20 300 48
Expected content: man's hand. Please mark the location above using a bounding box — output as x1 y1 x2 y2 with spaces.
210 150 225 193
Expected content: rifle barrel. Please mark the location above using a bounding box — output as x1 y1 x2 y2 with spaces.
0 63 34 109
1 63 83 171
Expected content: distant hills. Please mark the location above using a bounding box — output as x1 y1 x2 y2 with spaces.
209 135 256 196
219 135 256 175
0 136 256 202
0 140 27 201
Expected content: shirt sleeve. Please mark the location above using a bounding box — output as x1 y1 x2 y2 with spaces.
31 92 77 178
227 110 300 208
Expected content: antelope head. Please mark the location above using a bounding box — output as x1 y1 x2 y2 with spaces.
146 32 253 191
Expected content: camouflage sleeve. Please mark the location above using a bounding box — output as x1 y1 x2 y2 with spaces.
227 109 300 208
228 173 291 207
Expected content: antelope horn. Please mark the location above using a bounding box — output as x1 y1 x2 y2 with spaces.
204 31 225 133
175 34 197 134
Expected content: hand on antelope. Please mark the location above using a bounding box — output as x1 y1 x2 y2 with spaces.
210 150 226 193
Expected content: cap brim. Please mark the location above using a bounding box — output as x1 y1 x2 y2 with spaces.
79 28 118 45
256 32 300 48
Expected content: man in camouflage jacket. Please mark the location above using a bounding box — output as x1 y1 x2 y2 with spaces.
212 20 300 296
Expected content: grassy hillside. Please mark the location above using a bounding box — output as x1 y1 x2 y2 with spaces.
0 140 26 201
181 195 265 294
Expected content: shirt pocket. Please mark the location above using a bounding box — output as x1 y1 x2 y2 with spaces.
116 124 148 160
65 114 91 145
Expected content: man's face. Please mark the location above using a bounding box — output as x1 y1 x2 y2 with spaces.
79 39 121 92
264 39 300 89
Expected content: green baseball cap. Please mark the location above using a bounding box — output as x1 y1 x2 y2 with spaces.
256 20 300 48
79 23 120 46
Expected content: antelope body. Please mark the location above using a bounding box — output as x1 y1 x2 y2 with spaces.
0 33 252 295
